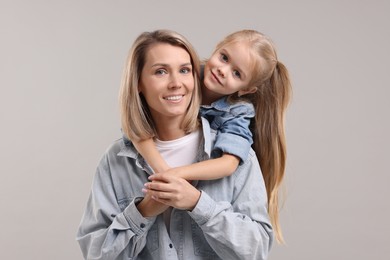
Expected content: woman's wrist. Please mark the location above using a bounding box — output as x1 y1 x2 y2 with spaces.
137 195 168 217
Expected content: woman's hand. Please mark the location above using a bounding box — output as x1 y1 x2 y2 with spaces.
142 173 201 211
136 193 169 217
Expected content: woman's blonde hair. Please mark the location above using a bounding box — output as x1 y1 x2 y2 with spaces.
218 30 292 243
119 30 201 141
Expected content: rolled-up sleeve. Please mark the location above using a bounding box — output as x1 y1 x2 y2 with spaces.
210 103 254 163
76 154 156 259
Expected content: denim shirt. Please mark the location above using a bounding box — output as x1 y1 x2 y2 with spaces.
76 118 273 260
200 96 255 163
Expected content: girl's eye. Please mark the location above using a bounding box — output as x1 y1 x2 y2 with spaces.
155 69 167 75
220 53 228 62
233 70 241 79
180 67 191 74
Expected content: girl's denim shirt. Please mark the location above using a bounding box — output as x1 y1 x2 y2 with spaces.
76 117 273 260
200 96 255 163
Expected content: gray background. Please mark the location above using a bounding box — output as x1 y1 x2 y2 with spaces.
1 0 389 259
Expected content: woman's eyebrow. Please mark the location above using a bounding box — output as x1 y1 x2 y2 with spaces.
151 63 169 68
151 62 192 68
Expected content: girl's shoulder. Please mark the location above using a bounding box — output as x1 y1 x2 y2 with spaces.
202 97 254 118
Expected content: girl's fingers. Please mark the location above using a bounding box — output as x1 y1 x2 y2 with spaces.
144 181 173 192
148 173 173 182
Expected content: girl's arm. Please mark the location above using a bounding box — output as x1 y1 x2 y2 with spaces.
166 153 239 180
132 138 170 173
134 138 239 180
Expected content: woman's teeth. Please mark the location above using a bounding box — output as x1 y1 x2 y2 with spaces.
164 95 182 100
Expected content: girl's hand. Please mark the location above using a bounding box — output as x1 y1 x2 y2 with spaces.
143 174 201 211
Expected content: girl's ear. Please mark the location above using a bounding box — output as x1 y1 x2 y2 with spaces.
238 86 257 97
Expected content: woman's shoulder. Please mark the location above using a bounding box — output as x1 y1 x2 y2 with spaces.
96 137 138 175
100 137 137 162
104 138 125 155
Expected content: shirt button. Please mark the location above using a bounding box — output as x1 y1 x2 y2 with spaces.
140 223 145 228
169 243 173 248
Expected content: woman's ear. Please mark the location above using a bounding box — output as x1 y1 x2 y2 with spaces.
238 87 257 97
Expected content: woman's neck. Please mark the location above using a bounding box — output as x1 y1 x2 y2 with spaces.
153 116 187 141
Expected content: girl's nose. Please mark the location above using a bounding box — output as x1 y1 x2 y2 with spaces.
217 67 226 78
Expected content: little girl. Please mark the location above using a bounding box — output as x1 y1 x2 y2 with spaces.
131 30 291 243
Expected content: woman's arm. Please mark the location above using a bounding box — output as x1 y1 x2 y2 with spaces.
143 154 273 260
76 154 160 259
188 153 273 260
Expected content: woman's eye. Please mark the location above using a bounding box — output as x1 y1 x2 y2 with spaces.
233 70 241 79
180 67 191 74
221 53 228 62
155 69 167 75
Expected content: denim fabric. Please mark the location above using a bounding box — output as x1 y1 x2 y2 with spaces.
76 117 273 260
200 96 255 163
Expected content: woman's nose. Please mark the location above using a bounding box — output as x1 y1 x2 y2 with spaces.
168 73 182 88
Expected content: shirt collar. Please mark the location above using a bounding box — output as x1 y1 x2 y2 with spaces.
117 135 138 158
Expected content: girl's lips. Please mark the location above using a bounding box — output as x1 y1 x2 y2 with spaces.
210 70 222 85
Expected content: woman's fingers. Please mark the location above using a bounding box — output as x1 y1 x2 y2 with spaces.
143 188 170 199
143 174 200 210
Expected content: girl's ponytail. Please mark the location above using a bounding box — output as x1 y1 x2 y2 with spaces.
251 60 292 244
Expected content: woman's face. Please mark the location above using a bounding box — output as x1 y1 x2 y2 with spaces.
139 43 194 123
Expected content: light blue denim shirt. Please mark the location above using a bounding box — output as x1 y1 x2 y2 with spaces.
76 118 273 260
200 96 255 163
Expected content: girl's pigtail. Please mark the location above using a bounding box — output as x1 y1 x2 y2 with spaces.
252 60 292 244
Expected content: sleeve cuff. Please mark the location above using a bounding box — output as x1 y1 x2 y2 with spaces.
123 197 156 235
188 191 216 226
213 133 251 163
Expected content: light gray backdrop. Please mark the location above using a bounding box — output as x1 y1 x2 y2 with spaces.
1 0 389 259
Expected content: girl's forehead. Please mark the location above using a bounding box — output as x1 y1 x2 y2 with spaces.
223 42 256 65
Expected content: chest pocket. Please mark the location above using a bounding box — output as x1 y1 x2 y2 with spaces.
146 223 159 252
118 197 132 211
191 219 219 258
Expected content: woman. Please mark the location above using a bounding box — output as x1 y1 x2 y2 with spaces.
76 29 273 260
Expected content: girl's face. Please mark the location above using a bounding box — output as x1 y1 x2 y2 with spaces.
139 43 194 123
203 41 256 99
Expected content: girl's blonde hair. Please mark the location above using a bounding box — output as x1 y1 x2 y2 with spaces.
119 30 201 141
218 30 292 243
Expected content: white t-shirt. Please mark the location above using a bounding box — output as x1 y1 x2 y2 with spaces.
155 129 201 168
154 129 201 235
